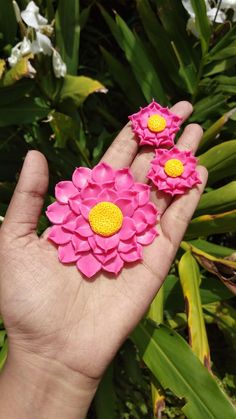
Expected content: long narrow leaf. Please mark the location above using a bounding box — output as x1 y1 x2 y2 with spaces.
179 251 211 369
196 182 236 216
55 0 80 74
190 0 211 54
198 140 236 184
186 210 236 238
115 14 167 104
132 321 236 418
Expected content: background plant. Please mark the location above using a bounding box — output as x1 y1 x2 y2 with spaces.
0 0 236 418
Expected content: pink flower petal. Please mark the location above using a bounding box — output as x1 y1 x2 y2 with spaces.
62 214 77 232
88 236 103 254
72 234 90 252
75 216 93 237
98 188 118 202
119 217 136 240
118 238 137 253
48 225 72 245
103 255 124 275
120 245 143 262
115 168 134 190
132 210 147 233
95 233 120 251
80 183 102 199
58 242 78 263
92 162 114 183
55 181 78 204
115 198 135 217
96 249 117 263
79 198 98 220
133 183 150 206
141 202 158 225
137 227 157 245
68 195 81 215
46 201 71 224
76 253 102 278
72 167 91 189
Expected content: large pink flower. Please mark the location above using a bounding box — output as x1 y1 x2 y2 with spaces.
147 147 201 196
46 162 159 278
129 100 182 147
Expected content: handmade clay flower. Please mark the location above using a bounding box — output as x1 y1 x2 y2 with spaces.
129 100 182 148
147 147 201 196
46 162 159 278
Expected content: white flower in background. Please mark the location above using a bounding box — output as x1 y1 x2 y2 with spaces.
8 37 32 67
182 0 236 37
21 1 48 30
9 1 67 78
52 49 67 78
31 31 53 55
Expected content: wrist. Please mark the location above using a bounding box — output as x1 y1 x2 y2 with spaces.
0 346 99 419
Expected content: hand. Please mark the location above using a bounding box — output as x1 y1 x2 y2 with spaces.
0 101 207 418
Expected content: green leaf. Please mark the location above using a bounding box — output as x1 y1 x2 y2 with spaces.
196 182 236 216
2 55 34 87
94 363 117 419
214 75 236 94
0 80 34 105
199 110 236 151
100 46 145 107
114 14 167 104
0 59 5 79
100 7 167 104
198 140 236 184
192 94 227 122
204 57 236 76
209 24 236 55
189 239 235 258
190 0 211 54
0 338 7 370
186 210 236 238
0 96 50 127
136 0 182 87
55 0 80 74
132 321 236 418
209 43 236 61
0 0 17 45
179 251 211 369
59 75 107 107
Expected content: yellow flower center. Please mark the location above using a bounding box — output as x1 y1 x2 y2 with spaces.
147 114 167 132
164 159 184 178
88 202 123 237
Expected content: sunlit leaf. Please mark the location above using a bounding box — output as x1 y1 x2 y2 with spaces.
196 182 236 216
179 251 211 369
132 321 236 418
198 140 236 184
59 75 107 107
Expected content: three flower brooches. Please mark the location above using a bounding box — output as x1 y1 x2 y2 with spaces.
46 163 159 278
147 147 201 196
129 100 182 148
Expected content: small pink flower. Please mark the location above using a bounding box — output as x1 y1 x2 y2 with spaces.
46 162 159 278
147 147 201 196
129 100 182 148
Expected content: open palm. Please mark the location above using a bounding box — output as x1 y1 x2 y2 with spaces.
0 101 207 382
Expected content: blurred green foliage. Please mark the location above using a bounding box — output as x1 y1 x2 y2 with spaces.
0 0 236 417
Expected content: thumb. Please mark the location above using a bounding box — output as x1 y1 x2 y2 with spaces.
2 151 49 238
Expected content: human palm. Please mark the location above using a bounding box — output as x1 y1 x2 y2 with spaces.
0 101 207 381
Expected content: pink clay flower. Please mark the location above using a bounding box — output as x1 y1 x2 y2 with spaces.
129 100 182 147
147 147 201 196
46 162 159 278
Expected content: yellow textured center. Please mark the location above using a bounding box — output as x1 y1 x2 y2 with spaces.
88 202 123 237
147 114 167 132
164 159 184 177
